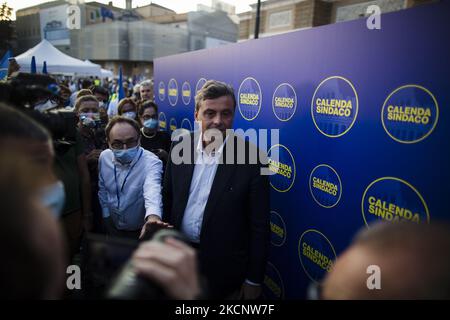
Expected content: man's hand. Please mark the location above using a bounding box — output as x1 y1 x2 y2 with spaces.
132 237 201 300
239 282 262 300
139 214 173 240
152 149 169 162
86 149 103 163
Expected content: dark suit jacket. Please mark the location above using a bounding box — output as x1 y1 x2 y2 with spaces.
162 132 270 298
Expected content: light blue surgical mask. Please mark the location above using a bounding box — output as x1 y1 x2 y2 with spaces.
113 145 140 164
143 118 159 129
123 111 137 119
40 181 66 218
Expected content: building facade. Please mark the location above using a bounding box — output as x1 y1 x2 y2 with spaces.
238 0 435 40
15 0 238 78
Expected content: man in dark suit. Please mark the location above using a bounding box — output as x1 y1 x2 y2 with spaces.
159 80 270 299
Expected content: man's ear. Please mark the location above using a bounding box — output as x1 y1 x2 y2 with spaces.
194 109 199 121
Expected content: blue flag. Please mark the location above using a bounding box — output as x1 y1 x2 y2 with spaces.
0 50 11 80
118 66 125 100
100 7 115 22
42 61 48 74
31 56 37 74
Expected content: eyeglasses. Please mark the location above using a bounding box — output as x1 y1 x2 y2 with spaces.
110 139 138 150
142 114 158 121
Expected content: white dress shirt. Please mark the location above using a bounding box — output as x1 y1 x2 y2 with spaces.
181 135 260 286
181 136 226 243
98 147 162 231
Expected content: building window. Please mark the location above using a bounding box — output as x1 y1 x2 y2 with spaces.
268 10 292 29
90 11 95 21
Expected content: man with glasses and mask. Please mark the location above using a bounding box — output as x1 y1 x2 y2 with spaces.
98 116 169 239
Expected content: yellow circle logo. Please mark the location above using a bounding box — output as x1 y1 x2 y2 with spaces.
311 76 359 138
309 164 342 208
267 144 296 193
381 85 439 144
298 229 336 284
270 210 287 247
272 82 297 122
238 77 262 121
361 177 430 227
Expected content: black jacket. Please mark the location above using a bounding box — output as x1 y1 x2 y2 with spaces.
162 132 270 298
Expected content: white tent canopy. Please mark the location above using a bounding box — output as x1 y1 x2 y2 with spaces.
15 39 101 76
101 68 114 78
84 60 114 78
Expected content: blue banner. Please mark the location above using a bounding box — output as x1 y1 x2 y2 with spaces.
154 2 450 298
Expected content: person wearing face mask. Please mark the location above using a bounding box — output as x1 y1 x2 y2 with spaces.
98 116 170 239
90 85 110 125
117 98 138 120
75 95 108 234
47 94 93 258
0 125 200 300
0 103 66 219
138 101 171 165
0 153 67 299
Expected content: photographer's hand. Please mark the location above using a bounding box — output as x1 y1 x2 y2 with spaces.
139 214 173 240
132 238 201 300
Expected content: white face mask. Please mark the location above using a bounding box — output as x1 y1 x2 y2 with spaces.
123 111 137 119
34 99 58 112
40 180 66 218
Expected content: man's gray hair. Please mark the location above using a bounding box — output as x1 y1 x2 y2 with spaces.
139 79 153 88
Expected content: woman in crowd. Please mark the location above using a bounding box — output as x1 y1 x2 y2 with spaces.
117 98 138 121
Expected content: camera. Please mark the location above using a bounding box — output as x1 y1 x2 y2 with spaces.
83 228 189 300
107 229 189 300
1 73 78 144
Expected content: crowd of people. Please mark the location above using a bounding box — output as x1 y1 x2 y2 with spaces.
1 67 450 300
0 69 270 300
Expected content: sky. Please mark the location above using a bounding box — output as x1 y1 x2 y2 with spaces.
9 0 262 20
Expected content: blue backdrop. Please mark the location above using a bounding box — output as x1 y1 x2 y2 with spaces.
154 1 450 299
